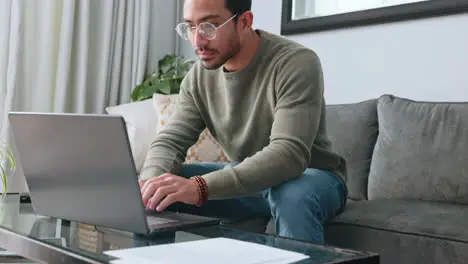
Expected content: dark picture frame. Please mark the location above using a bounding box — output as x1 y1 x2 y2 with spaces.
281 0 468 35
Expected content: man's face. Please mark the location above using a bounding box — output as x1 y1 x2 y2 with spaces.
183 0 241 70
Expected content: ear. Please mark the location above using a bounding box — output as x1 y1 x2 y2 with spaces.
238 11 254 30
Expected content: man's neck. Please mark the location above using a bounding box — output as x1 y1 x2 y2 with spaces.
223 30 262 72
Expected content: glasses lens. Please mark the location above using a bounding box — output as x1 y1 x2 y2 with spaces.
176 24 192 40
198 23 216 40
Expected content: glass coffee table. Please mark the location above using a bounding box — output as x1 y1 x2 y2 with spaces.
0 199 379 264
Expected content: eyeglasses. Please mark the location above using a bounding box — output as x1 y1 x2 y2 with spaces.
175 14 238 41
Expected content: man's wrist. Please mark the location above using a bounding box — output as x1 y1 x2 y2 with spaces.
139 167 161 181
192 176 208 207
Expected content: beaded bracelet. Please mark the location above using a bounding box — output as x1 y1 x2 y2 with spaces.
192 176 208 207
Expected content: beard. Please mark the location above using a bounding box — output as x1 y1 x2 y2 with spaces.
196 37 241 70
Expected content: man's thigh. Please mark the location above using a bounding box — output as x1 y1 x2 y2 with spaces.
169 162 271 221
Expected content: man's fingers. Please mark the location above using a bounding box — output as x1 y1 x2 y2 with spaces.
140 173 174 195
141 183 158 205
156 193 179 212
138 180 146 189
141 177 159 194
139 173 181 207
147 185 177 210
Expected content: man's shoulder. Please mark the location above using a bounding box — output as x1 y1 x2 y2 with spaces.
259 30 321 70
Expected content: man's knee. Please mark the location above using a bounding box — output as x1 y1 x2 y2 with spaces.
267 169 346 220
268 176 320 214
269 176 306 203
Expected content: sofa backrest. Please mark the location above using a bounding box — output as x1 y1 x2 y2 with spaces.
326 94 468 205
325 99 379 201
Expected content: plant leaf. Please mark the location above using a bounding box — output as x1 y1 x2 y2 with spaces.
1 165 7 197
161 68 177 80
131 84 142 101
135 89 153 101
159 54 177 74
158 79 173 95
0 143 15 196
7 146 16 170
131 54 195 101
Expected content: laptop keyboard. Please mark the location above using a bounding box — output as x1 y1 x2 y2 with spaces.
146 216 179 227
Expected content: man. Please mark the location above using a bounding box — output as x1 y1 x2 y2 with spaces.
139 0 348 245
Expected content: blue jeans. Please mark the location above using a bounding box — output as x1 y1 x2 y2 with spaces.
172 162 347 245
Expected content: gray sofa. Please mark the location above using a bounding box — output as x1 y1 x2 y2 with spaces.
298 94 468 264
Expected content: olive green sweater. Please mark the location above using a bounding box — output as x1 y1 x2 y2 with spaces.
140 30 347 199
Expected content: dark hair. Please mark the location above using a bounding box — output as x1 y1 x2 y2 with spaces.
225 0 251 19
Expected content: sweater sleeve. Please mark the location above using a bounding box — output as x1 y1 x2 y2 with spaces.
139 68 205 180
202 50 324 199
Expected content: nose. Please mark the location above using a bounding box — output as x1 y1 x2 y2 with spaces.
191 28 208 49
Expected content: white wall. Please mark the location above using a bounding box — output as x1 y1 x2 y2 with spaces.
252 1 468 104
146 0 179 73
252 0 283 36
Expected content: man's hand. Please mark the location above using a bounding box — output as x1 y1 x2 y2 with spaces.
138 173 200 212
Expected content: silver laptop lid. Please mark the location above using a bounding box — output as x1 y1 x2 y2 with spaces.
8 112 150 234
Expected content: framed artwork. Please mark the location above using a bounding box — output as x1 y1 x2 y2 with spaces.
281 0 468 35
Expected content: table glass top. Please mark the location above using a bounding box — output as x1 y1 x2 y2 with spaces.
0 196 377 264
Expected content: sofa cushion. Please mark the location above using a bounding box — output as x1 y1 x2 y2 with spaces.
105 98 157 174
325 99 378 200
327 199 468 243
325 200 468 264
368 95 468 204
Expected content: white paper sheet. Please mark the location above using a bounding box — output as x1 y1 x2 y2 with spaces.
110 259 158 264
104 237 309 264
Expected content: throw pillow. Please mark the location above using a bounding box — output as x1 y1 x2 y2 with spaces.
326 99 378 200
105 99 157 174
152 93 231 163
368 94 468 205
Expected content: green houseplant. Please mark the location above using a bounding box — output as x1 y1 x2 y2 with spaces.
131 54 195 101
0 140 16 199
0 140 18 227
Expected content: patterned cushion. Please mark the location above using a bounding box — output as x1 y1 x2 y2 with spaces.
152 93 231 163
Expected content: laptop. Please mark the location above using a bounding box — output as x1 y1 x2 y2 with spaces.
8 112 220 235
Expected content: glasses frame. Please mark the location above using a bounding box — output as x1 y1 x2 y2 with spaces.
175 14 238 41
